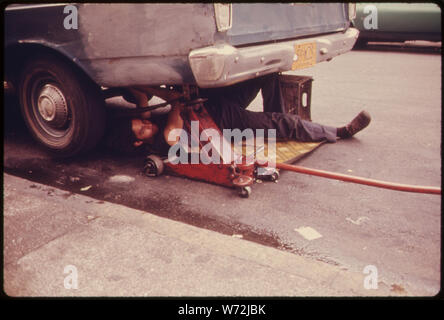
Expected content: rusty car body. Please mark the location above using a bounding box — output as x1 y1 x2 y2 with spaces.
4 3 358 156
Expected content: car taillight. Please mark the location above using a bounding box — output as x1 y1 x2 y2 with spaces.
214 3 232 31
348 3 356 20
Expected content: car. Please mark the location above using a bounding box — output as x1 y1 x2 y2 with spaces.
353 3 441 46
4 3 359 157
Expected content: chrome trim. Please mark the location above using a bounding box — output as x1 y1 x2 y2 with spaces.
214 3 233 32
348 3 357 20
5 3 69 11
189 28 360 88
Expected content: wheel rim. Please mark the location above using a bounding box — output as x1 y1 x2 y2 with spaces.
37 84 69 128
27 72 73 139
144 160 158 176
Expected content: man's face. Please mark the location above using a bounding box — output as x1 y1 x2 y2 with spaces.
131 118 159 145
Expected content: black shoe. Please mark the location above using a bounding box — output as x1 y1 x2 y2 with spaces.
344 110 371 137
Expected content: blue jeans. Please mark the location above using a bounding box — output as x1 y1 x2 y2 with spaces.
201 73 337 143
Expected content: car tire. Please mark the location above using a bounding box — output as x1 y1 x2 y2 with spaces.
18 54 106 157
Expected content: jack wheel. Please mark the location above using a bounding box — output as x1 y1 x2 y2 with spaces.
238 186 252 198
270 171 280 182
144 155 164 177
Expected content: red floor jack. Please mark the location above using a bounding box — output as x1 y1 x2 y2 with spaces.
143 100 441 197
143 100 274 198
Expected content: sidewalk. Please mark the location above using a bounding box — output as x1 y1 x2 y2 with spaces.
3 173 403 297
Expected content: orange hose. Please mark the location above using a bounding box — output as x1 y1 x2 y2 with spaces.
262 162 441 195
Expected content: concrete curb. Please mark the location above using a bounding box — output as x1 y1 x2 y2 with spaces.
3 173 409 297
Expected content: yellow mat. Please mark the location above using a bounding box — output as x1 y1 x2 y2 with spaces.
232 139 325 164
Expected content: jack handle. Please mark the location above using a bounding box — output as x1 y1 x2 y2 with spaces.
258 161 441 195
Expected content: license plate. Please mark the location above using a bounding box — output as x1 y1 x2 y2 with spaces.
292 42 317 70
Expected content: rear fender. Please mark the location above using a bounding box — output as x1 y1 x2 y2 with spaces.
5 41 97 89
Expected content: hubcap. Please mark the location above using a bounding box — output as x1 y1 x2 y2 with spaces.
37 84 68 128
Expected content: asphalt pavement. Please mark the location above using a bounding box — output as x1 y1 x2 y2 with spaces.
3 44 442 298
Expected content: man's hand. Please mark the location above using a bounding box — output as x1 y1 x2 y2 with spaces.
126 88 150 107
127 86 185 119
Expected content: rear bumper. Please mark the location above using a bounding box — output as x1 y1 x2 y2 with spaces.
189 27 359 88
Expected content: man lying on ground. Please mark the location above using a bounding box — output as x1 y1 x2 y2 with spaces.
104 73 371 155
